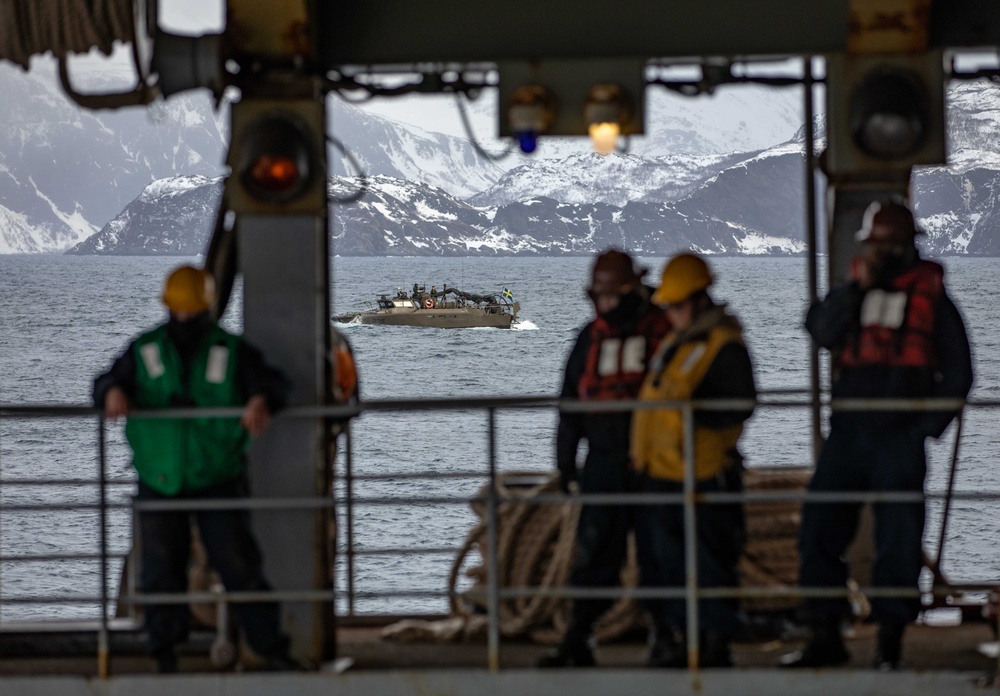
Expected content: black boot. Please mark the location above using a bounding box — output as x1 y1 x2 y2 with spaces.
646 624 686 668
537 640 596 668
780 618 850 668
153 648 178 674
700 631 734 668
873 622 905 670
537 611 596 668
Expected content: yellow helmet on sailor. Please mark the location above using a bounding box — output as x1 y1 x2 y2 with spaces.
162 265 216 314
652 253 713 306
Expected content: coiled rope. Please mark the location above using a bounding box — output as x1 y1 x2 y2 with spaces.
446 473 641 645
0 0 135 69
382 467 810 645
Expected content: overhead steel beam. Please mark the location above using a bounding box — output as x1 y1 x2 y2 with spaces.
318 0 850 66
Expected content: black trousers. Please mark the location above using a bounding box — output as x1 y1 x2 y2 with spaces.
136 475 289 658
798 421 926 624
565 456 636 634
633 470 745 636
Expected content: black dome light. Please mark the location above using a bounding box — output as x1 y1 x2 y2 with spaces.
849 66 930 161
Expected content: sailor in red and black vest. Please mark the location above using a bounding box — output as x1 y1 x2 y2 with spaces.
784 201 973 670
539 249 672 668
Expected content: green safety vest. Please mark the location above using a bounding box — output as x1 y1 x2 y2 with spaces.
125 324 249 495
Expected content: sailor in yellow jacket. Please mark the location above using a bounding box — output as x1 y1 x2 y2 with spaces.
631 253 756 669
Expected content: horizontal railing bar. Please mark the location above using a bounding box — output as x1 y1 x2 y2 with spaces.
336 546 461 556
8 581 995 607
0 479 134 486
334 471 492 481
4 549 463 563
0 405 97 417
134 498 334 512
0 498 336 512
328 490 1000 506
0 502 133 512
468 586 925 600
0 472 489 484
502 491 929 505
0 552 128 563
6 487 1000 514
3 394 993 420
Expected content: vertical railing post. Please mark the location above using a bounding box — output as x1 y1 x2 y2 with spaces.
97 415 110 678
345 424 356 617
803 55 823 466
486 407 501 672
682 403 700 670
0 406 4 615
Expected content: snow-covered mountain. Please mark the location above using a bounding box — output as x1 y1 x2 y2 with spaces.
66 176 222 255
70 142 811 257
329 98 505 198
0 59 227 253
6 57 1000 256
469 151 750 208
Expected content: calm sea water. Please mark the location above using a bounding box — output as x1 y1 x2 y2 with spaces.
1 255 999 620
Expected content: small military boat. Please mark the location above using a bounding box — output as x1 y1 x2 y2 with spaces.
335 285 520 329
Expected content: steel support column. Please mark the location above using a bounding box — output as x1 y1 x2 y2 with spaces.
240 215 332 663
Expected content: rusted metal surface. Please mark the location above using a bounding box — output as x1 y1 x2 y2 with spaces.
227 0 314 61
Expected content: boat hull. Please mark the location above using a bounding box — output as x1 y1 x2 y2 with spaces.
335 306 516 329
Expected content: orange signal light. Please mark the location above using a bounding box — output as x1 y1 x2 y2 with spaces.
250 154 301 192
236 112 315 203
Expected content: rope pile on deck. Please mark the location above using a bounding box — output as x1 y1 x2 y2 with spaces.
381 467 810 644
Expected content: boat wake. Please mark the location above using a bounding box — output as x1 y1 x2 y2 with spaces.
512 320 539 331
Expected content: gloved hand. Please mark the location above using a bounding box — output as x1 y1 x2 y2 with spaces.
557 462 577 494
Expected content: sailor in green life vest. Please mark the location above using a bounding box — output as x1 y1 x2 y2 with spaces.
630 253 757 669
93 265 299 673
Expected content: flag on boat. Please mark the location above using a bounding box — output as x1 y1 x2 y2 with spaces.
502 288 514 301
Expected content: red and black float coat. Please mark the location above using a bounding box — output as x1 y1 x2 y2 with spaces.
576 310 673 401
837 260 942 371
557 300 672 486
806 258 972 438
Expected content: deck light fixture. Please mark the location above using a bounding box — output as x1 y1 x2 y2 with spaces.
238 114 314 202
825 52 945 178
507 84 556 154
227 99 327 214
584 83 630 155
850 65 930 161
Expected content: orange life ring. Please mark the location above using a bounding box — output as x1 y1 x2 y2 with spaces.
424 297 435 309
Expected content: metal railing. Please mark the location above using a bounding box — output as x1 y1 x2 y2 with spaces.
0 392 995 675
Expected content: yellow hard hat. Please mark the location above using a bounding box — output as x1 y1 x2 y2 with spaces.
162 265 216 314
652 253 713 305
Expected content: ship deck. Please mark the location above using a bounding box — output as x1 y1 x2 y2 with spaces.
2 618 999 695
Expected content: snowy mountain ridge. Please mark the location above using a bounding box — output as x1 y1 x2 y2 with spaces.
3 57 1000 257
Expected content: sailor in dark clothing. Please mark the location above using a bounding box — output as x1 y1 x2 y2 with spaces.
93 265 298 673
783 200 973 670
539 249 672 668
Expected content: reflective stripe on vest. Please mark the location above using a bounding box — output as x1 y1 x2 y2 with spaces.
577 308 672 402
125 324 248 495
